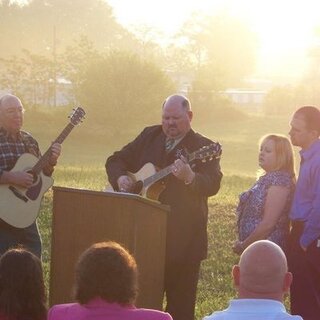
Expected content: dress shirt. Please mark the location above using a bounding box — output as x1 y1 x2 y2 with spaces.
203 299 302 320
290 139 320 247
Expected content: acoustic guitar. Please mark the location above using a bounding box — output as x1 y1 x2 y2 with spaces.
0 107 86 228
107 142 222 200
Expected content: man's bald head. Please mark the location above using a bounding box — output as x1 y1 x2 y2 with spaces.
162 94 191 112
0 94 24 134
0 94 22 110
233 240 292 301
161 94 193 139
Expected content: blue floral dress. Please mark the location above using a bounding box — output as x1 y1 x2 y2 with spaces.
236 170 295 250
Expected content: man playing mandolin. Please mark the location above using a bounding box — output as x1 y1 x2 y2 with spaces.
0 94 61 258
106 94 223 320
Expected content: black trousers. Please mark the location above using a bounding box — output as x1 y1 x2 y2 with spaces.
287 221 320 320
164 259 201 320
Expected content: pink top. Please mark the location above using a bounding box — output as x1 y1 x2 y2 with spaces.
48 298 173 320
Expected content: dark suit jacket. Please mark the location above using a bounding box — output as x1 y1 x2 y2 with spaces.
106 125 222 263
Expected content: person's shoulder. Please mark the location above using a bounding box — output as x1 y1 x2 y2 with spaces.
191 130 215 143
20 130 33 137
140 125 162 135
132 308 173 320
264 170 293 186
312 141 320 161
20 130 37 142
187 130 220 148
133 125 163 143
48 303 82 320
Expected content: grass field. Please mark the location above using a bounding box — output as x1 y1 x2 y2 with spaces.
33 111 295 319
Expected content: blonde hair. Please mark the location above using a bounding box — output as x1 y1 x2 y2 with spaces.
257 134 295 179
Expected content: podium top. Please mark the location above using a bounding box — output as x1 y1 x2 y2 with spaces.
52 186 170 211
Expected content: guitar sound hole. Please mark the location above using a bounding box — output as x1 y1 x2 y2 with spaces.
131 181 143 195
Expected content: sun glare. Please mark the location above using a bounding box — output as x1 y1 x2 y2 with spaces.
107 0 320 79
13 0 320 80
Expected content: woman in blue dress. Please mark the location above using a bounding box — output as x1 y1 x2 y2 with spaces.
233 134 295 254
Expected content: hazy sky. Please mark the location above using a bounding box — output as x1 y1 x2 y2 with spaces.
107 0 320 82
14 0 320 82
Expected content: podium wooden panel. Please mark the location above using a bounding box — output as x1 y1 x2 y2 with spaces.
50 186 169 310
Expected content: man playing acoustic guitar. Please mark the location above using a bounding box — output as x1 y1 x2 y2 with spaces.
0 94 61 258
106 94 223 320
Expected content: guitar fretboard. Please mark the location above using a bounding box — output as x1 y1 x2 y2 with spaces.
143 152 196 188
32 123 75 174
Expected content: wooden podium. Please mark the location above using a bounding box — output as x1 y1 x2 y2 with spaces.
49 186 169 310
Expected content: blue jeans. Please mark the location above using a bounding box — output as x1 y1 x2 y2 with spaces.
0 221 42 258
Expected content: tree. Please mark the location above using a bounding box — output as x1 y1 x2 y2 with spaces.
174 11 257 103
78 50 175 135
0 0 138 59
263 85 314 116
304 25 320 105
0 49 53 105
59 35 100 104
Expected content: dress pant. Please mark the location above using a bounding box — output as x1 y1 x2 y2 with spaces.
0 220 41 258
287 221 320 320
164 259 201 320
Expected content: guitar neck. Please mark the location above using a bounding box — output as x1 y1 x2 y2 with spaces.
32 123 75 174
143 152 196 188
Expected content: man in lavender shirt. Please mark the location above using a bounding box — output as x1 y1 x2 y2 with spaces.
288 106 320 320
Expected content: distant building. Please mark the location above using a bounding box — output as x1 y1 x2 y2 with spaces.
0 78 74 107
221 88 268 112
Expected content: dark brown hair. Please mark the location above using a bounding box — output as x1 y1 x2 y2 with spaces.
74 241 138 305
0 248 47 320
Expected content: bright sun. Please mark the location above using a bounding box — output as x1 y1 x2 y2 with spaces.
108 0 320 44
108 0 320 79
14 0 320 80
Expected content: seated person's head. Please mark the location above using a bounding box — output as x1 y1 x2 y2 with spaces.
74 241 138 305
232 240 292 300
0 247 46 320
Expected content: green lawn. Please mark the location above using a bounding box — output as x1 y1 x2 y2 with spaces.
33 112 295 319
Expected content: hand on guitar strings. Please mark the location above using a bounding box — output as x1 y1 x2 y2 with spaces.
117 175 134 192
172 156 195 185
8 171 34 188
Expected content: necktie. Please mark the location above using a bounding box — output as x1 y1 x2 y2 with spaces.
165 138 175 152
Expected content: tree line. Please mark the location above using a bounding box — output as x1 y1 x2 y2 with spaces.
1 0 318 123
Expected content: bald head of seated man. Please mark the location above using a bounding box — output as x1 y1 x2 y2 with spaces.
233 240 291 301
203 240 302 320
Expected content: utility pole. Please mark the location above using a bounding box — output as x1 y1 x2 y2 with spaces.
53 25 57 108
